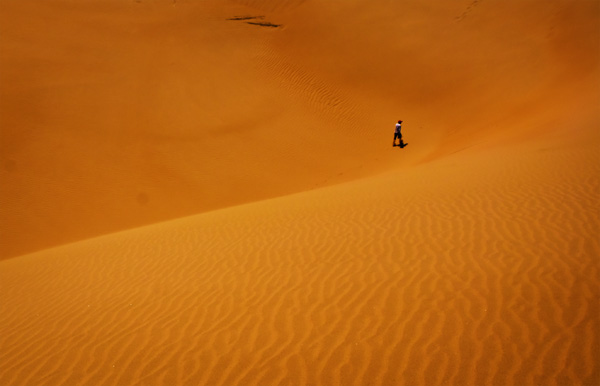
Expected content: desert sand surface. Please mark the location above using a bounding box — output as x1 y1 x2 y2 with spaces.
1 0 599 385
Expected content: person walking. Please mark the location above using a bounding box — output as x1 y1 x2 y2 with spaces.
393 120 406 147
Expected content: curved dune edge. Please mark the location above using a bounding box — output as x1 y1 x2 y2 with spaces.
1 128 599 385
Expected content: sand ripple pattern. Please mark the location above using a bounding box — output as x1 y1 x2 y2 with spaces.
1 145 599 385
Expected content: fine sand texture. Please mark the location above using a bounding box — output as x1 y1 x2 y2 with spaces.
1 0 599 385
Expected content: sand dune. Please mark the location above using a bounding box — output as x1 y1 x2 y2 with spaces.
1 0 599 385
1 133 598 385
2 0 597 259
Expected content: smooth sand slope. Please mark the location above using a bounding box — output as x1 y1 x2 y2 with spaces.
3 0 597 259
1 0 599 385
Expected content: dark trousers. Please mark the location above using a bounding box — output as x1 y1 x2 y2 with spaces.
394 132 404 144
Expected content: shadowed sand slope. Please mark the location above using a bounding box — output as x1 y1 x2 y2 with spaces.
1 0 598 258
1 129 599 386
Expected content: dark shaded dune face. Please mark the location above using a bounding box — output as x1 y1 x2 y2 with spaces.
230 0 307 12
275 0 600 150
0 0 598 260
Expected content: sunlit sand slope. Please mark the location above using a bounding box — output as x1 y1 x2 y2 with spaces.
1 130 599 385
1 0 598 259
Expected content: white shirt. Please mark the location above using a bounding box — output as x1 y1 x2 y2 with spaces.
395 123 402 134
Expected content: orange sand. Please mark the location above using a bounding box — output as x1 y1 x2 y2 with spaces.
1 0 599 385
